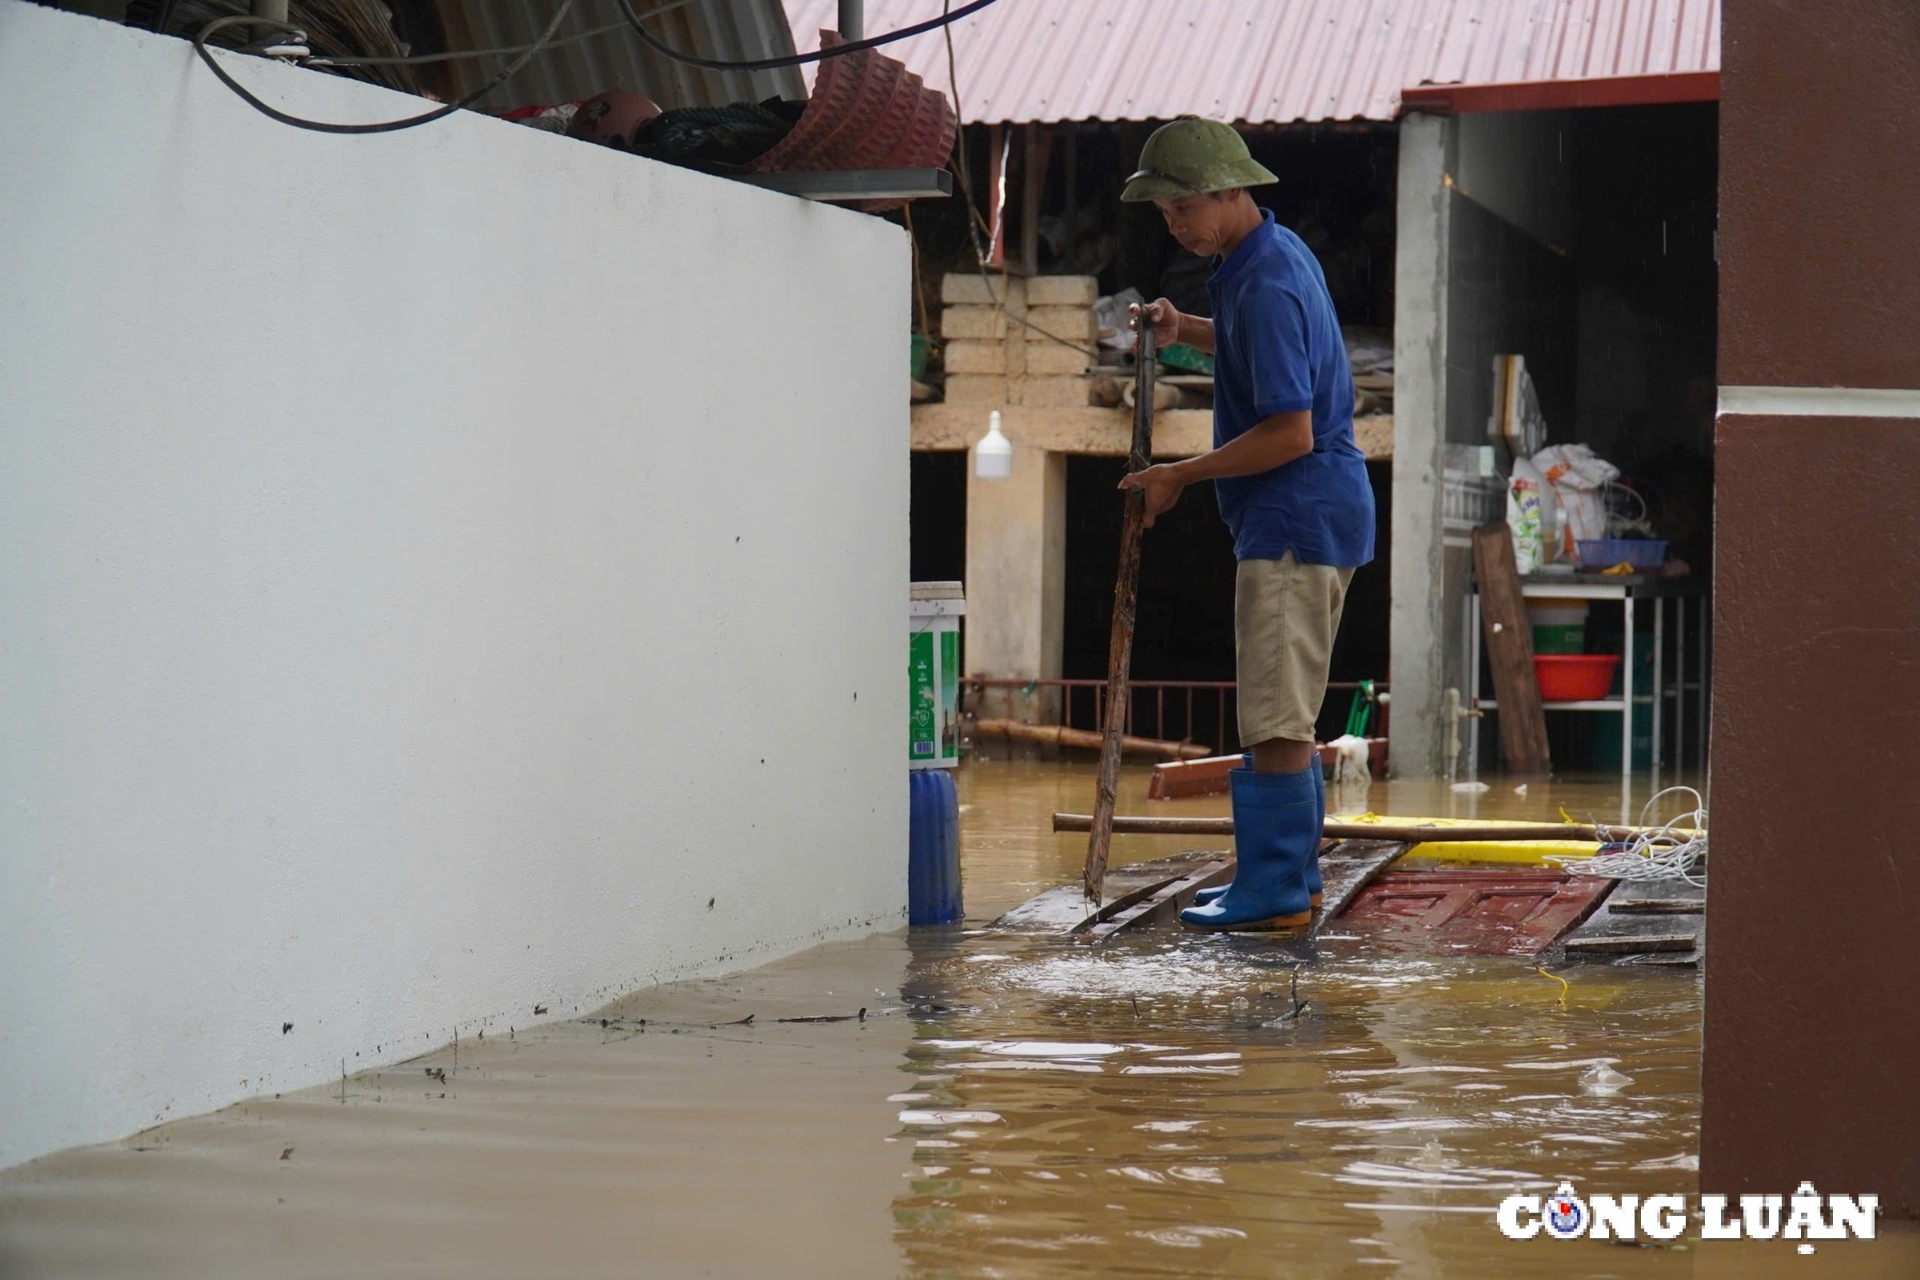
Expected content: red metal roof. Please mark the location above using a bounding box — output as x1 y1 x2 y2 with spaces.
782 0 1720 124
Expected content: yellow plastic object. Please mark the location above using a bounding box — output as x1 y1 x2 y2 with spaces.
1328 812 1604 867
1400 839 1604 866
1601 562 1636 576
1329 813 1589 833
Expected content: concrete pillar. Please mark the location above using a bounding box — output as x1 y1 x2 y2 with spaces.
964 437 1066 725
1388 112 1453 778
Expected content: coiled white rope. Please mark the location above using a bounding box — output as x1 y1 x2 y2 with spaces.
1550 785 1708 886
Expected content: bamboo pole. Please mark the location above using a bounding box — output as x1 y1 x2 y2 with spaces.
974 717 1210 761
1054 813 1651 843
1084 319 1156 903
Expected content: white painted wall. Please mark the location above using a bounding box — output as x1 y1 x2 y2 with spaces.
0 1 908 1169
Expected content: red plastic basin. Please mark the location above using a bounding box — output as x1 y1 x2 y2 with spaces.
1533 654 1620 702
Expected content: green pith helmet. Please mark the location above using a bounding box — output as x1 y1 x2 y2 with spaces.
1120 116 1278 202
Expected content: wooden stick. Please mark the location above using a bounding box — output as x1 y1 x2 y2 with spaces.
1084 319 1157 903
1054 812 1647 844
973 718 1210 761
1472 521 1551 775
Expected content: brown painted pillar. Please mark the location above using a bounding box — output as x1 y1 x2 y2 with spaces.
1705 0 1920 1217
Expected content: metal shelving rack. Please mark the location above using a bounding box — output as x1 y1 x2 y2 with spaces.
1468 576 1710 781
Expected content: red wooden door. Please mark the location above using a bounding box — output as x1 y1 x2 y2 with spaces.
1335 869 1611 956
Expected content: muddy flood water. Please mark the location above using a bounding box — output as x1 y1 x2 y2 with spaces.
2 761 1912 1278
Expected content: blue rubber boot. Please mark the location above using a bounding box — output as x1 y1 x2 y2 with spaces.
1307 754 1326 904
1180 765 1315 931
1195 753 1325 909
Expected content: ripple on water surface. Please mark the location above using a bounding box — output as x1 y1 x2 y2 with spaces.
888 919 1707 1279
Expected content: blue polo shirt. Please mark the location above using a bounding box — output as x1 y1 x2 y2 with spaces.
1206 211 1375 567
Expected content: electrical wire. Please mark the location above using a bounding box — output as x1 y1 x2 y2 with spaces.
616 0 1000 73
306 0 997 71
192 0 574 134
306 0 691 66
196 0 1001 141
937 0 1099 361
1550 785 1708 886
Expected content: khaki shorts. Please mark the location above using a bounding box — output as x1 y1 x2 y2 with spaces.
1235 553 1354 746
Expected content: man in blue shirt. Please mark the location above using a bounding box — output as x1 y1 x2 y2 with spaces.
1117 117 1375 931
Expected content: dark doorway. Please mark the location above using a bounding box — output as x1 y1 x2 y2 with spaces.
1456 101 1719 774
910 451 966 583
1063 457 1390 750
1063 456 1238 683
1106 124 1399 329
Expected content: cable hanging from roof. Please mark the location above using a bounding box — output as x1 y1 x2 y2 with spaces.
191 0 576 134
616 0 1001 73
937 1 1098 360
193 0 1001 135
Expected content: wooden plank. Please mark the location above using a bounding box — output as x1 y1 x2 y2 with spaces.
1078 839 1406 944
1313 841 1406 931
1146 741 1388 799
1472 522 1552 775
1493 355 1520 452
1147 754 1241 800
1054 813 1636 843
991 850 1218 934
1080 859 1233 943
977 718 1210 761
1083 320 1157 902
1068 869 1197 936
1020 123 1049 276
1609 918 1706 967
1561 897 1705 955
1609 877 1706 914
1338 868 1610 955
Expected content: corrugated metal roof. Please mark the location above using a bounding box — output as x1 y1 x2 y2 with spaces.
442 0 806 112
782 0 1719 124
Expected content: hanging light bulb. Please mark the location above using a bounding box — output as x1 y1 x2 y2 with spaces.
975 409 1012 480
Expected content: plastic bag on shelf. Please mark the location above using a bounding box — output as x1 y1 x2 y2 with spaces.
1532 444 1620 561
1508 456 1548 574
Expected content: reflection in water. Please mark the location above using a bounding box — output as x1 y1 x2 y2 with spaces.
1 762 1908 1279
